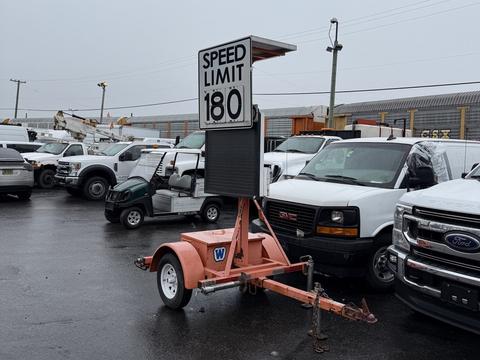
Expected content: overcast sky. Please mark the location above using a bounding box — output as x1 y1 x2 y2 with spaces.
1 0 479 119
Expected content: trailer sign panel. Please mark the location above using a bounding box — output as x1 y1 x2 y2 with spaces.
199 38 252 130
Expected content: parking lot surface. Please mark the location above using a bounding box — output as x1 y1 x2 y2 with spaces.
0 190 477 360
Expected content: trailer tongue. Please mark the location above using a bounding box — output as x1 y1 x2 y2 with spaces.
134 36 376 353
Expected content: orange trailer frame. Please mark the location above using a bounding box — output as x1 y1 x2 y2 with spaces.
135 198 376 329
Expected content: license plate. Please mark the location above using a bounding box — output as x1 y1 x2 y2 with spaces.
2 169 14 175
441 282 479 311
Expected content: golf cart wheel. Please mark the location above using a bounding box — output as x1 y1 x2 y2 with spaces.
120 207 144 229
38 168 56 189
201 202 220 223
366 244 394 291
105 211 120 224
83 176 109 201
156 253 192 309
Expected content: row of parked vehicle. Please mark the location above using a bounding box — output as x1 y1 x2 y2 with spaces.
2 123 479 334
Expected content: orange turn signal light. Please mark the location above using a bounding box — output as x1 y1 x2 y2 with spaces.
317 226 358 237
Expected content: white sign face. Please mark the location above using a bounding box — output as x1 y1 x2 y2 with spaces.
198 38 252 130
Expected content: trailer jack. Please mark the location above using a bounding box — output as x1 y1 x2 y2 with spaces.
136 198 377 352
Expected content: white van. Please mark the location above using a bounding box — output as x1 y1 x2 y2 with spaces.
251 137 480 289
0 125 29 142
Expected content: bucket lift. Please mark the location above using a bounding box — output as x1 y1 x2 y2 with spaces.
135 36 376 353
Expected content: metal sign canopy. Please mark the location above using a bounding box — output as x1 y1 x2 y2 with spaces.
249 35 297 63
198 36 296 131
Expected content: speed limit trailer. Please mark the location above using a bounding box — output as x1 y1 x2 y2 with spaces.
135 36 376 353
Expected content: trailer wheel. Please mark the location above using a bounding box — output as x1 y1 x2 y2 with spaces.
201 202 220 223
157 253 192 309
120 207 144 229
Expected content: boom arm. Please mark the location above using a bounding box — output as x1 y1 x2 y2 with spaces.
53 111 132 142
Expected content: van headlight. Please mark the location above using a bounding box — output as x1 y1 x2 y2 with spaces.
392 203 412 251
317 208 359 237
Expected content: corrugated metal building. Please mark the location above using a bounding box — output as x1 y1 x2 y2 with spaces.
19 105 328 139
334 91 480 140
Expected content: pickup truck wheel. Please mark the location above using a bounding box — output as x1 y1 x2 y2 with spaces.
366 245 394 291
120 207 144 229
83 176 108 201
201 202 220 223
38 169 56 189
17 191 32 200
156 253 192 309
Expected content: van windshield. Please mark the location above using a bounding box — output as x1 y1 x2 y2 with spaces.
175 132 205 149
36 143 68 155
298 142 411 188
274 137 325 154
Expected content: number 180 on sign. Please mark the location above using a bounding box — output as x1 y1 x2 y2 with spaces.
201 85 244 125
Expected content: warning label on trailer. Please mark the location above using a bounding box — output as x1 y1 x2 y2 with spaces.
198 37 252 130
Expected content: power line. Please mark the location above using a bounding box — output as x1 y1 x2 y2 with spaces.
299 1 480 44
1 80 479 113
278 0 451 41
254 80 480 96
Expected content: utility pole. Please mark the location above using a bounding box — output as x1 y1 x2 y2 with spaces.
326 18 342 129
10 79 26 119
97 81 108 123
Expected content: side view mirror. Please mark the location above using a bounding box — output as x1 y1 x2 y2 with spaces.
119 152 133 161
408 166 436 188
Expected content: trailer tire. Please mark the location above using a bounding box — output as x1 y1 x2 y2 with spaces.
38 169 56 189
201 202 220 223
83 176 109 201
157 253 192 309
120 207 144 229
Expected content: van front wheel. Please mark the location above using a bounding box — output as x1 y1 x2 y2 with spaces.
366 245 394 291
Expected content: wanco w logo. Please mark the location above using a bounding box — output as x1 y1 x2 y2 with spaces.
213 247 226 262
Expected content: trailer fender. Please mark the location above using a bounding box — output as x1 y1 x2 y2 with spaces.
150 242 205 289
262 234 289 265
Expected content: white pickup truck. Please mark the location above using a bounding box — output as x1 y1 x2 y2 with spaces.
252 137 480 289
22 142 88 188
264 135 341 182
55 142 172 200
388 163 480 334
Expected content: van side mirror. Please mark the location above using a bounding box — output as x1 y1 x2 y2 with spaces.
408 166 436 188
119 152 132 161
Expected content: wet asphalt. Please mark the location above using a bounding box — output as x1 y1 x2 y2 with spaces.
0 189 478 360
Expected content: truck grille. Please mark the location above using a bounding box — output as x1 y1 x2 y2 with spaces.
57 161 70 176
265 200 316 235
414 207 480 229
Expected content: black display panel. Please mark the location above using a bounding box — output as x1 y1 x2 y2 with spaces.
205 116 261 198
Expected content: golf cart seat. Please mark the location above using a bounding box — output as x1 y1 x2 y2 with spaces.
155 173 193 197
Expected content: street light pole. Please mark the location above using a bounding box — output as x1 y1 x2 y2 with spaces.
97 81 108 123
326 18 342 129
10 79 26 119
